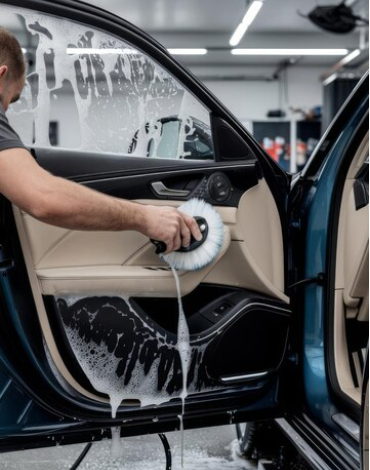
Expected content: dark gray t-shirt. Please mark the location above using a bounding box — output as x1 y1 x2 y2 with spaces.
0 103 27 151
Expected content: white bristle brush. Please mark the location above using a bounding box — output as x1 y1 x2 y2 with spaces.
151 198 225 271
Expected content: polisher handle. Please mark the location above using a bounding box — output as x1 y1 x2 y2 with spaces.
150 217 208 255
150 239 167 255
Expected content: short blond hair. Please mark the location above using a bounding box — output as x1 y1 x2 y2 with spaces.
0 27 26 81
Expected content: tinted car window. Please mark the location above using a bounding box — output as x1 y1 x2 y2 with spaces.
4 5 214 162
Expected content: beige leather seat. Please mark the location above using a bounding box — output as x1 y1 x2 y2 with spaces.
334 136 368 405
343 237 369 322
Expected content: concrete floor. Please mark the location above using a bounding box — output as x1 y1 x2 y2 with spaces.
1 425 257 470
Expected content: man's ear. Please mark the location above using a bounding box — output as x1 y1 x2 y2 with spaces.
0 65 9 82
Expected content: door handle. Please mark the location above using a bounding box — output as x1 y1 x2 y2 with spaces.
151 181 190 197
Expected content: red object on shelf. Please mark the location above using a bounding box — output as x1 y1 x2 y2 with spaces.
262 136 290 162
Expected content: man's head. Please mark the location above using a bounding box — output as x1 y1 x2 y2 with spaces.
0 28 26 112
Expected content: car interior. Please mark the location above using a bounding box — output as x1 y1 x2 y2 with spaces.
333 132 368 406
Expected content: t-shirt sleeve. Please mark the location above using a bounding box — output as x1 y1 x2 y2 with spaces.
0 109 27 152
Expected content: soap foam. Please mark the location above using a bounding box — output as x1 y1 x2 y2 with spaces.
110 426 123 459
7 5 211 159
61 290 199 463
64 316 169 418
61 295 209 419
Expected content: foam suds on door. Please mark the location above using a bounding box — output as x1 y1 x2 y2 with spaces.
58 276 209 464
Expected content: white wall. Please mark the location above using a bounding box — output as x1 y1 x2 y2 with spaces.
190 65 326 122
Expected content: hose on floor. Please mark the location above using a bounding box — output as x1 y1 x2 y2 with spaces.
68 433 172 470
236 422 257 459
69 442 92 470
158 433 172 470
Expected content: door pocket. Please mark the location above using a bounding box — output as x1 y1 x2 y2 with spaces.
44 287 291 402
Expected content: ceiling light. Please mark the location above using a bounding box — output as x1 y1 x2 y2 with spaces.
322 73 338 86
229 23 250 48
322 50 361 85
167 48 208 55
229 1 263 47
231 48 349 56
66 47 138 55
340 48 361 65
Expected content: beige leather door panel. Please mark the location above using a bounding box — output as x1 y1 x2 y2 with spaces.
14 178 287 303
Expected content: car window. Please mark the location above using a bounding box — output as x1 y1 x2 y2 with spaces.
4 5 214 162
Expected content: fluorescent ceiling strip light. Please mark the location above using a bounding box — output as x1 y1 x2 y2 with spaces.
322 73 338 86
229 1 263 47
230 22 250 47
231 48 349 56
168 48 208 55
322 49 361 86
66 47 138 55
340 48 361 65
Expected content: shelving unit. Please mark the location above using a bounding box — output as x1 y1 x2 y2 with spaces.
241 119 322 173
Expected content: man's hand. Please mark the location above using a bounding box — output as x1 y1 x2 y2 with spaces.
137 205 203 254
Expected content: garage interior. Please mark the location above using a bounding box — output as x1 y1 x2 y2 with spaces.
87 0 369 174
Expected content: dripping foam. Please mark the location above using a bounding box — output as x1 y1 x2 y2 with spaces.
170 265 191 468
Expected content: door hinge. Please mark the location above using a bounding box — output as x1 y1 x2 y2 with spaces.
288 272 326 290
289 218 302 230
288 353 299 365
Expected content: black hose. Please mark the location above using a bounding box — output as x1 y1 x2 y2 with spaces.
158 433 172 470
69 442 93 470
236 422 256 459
69 433 171 470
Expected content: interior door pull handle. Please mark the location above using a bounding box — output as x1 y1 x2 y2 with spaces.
151 181 190 197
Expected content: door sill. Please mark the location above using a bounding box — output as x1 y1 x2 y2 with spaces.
332 413 360 442
275 414 360 470
275 418 332 470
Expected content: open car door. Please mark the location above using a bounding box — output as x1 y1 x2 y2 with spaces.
0 0 293 452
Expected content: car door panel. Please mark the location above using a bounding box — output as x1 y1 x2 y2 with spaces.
13 162 287 301
11 155 290 411
14 206 231 297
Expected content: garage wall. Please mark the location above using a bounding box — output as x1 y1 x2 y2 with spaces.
191 65 326 122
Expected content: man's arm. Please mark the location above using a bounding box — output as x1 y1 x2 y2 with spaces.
0 148 202 253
